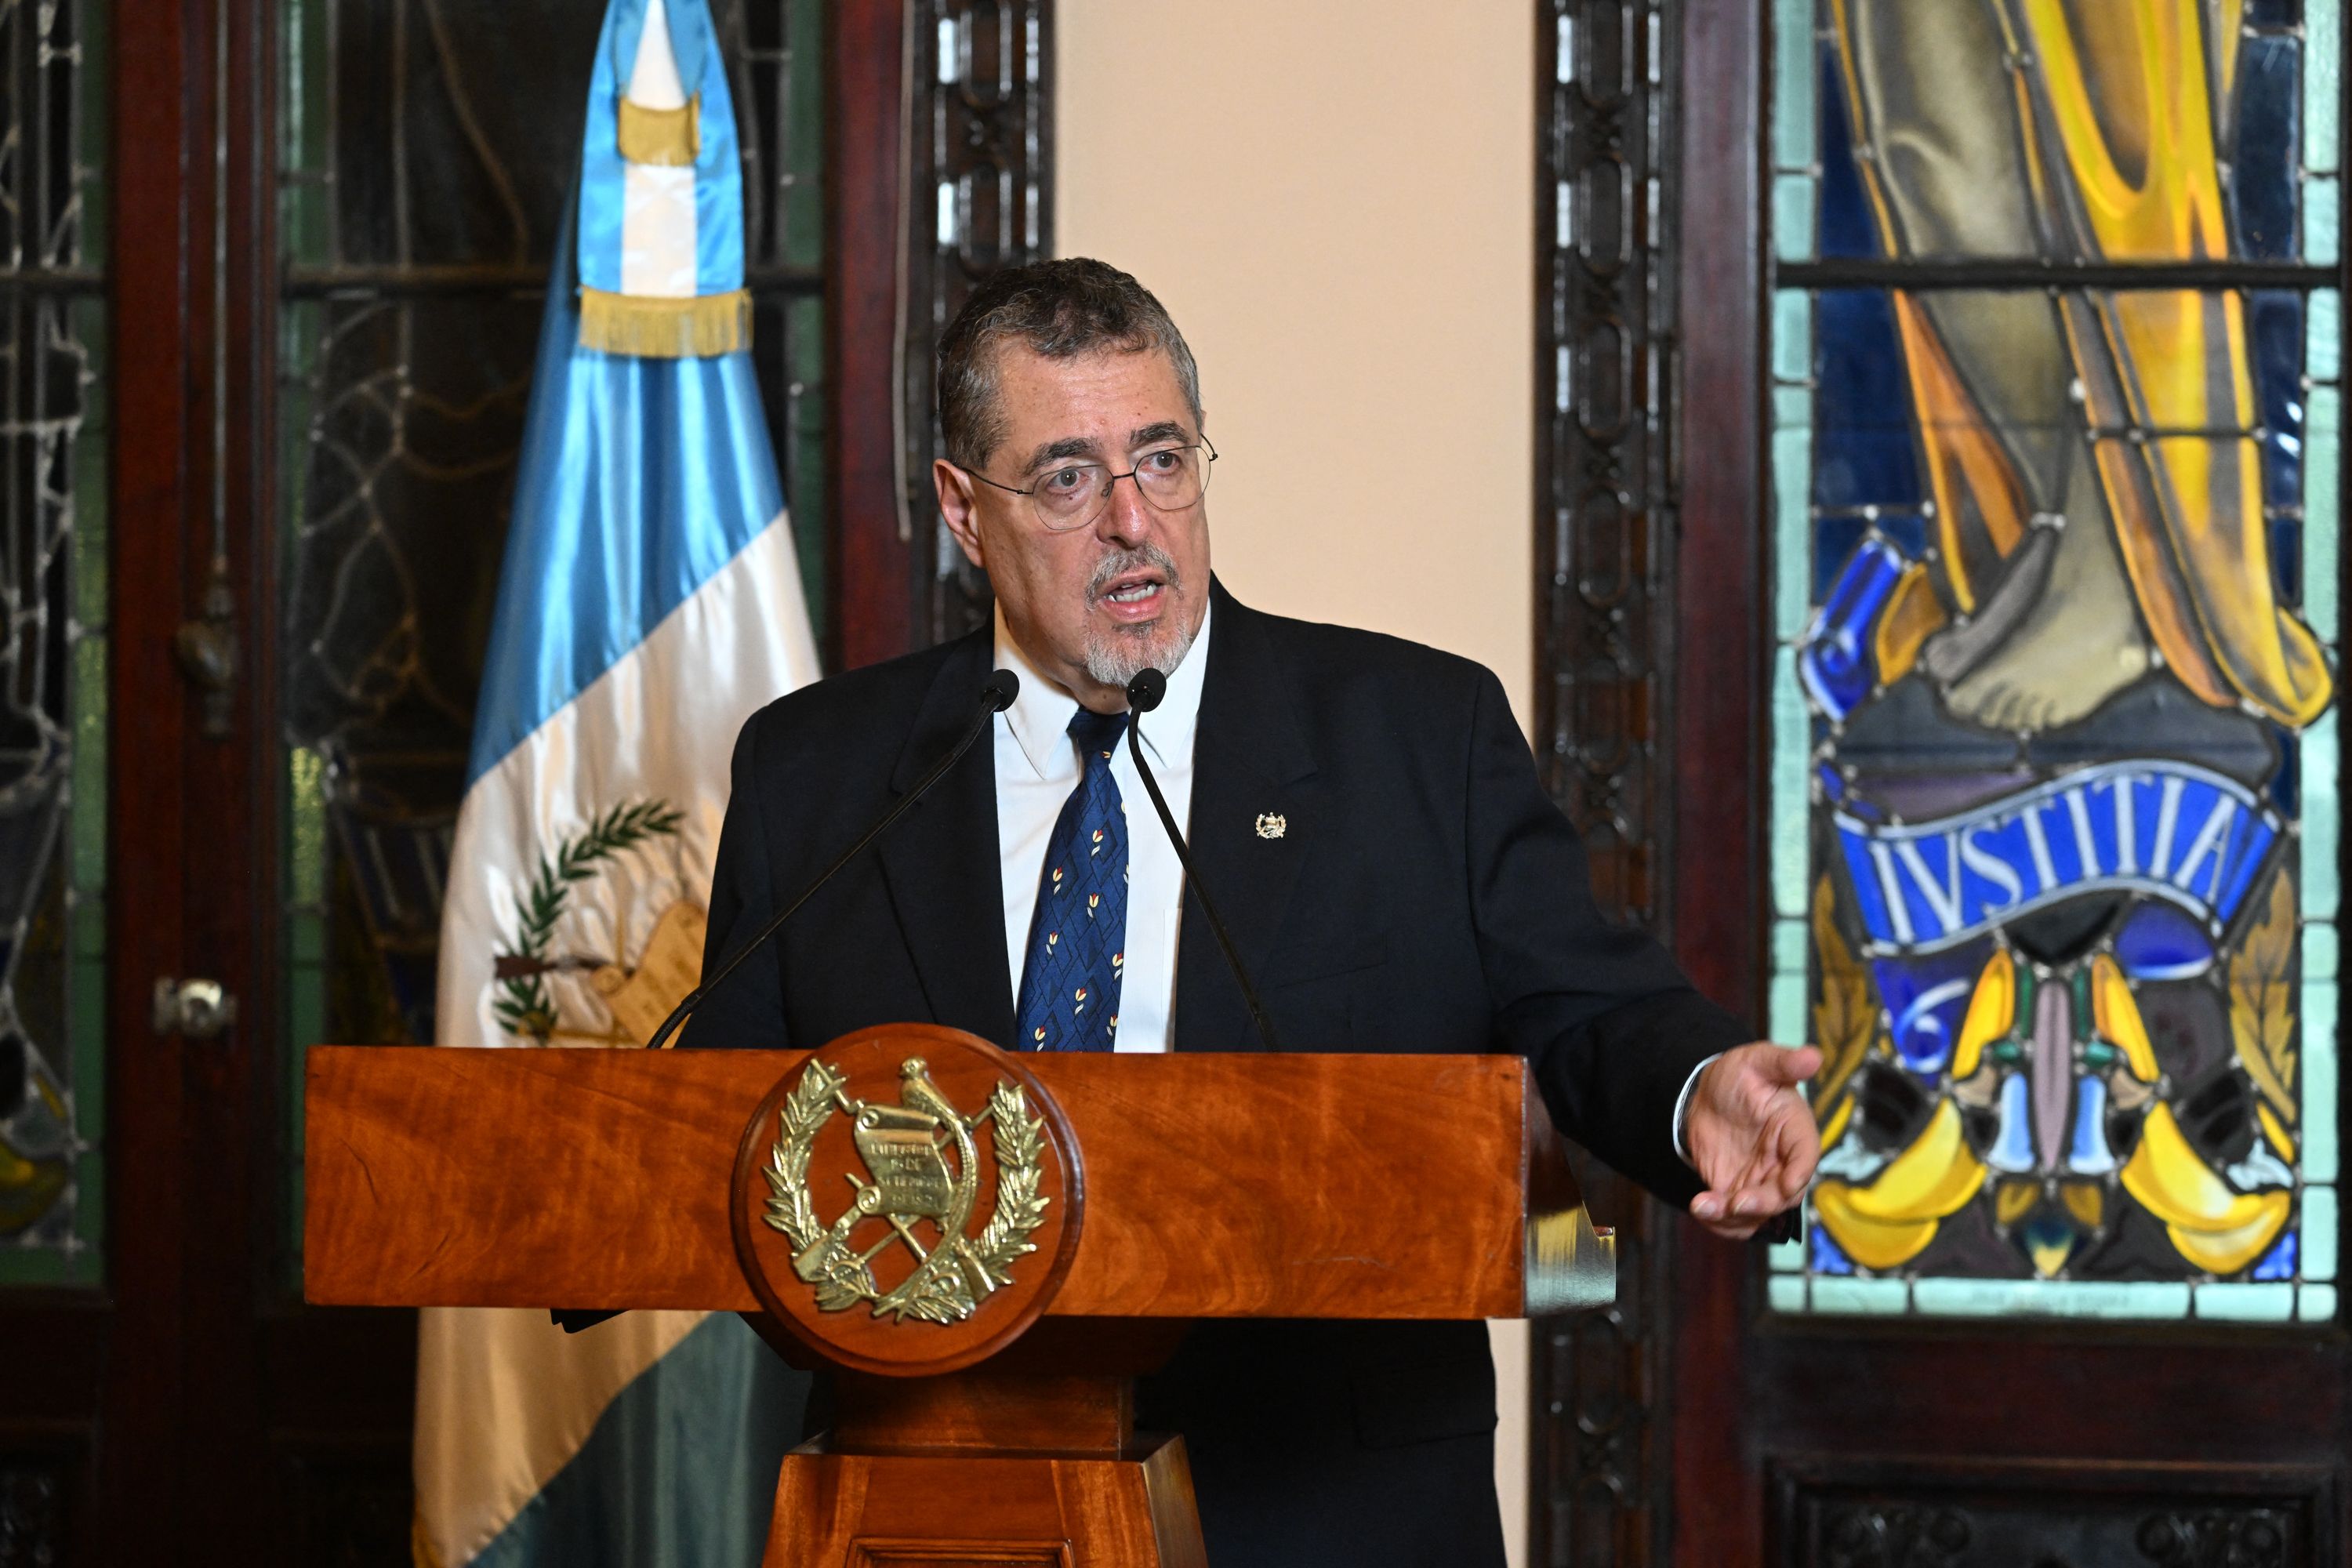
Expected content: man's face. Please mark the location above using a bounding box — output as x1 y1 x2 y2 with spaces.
935 344 1210 709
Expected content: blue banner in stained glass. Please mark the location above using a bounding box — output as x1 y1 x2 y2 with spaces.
1835 761 2282 955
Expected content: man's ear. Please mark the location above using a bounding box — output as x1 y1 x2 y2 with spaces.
935 459 987 569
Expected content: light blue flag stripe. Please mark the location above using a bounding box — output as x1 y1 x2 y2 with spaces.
472 1316 808 1568
466 191 783 789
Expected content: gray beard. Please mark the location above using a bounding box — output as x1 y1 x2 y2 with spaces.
1083 608 1199 691
1081 544 1197 689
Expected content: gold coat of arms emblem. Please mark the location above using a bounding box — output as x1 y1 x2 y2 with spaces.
760 1055 1051 1324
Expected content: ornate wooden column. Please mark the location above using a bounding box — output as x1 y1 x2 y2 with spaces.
830 0 1053 668
1529 2 1686 1562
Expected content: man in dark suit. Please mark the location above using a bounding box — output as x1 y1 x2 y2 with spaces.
689 258 1819 1566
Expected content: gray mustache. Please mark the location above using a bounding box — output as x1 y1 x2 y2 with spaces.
1087 545 1182 604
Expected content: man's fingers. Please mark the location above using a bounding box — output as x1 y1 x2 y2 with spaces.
1694 1180 1804 1223
1723 1181 1801 1219
1754 1044 1822 1085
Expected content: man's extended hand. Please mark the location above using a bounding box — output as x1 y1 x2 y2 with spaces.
1686 1043 1823 1240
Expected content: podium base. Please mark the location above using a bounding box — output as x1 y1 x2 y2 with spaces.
765 1434 1207 1568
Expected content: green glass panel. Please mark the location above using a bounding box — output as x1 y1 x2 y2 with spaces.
786 293 828 648
2307 176 2341 267
2307 385 2339 642
2310 920 2339 984
68 891 104 1281
1773 916 1808 976
1773 289 1813 385
1766 1275 1808 1312
2196 1281 2297 1322
288 747 327 903
1772 649 1809 920
2306 711 2340 921
1769 1238 1806 1272
278 0 331 264
1771 0 1816 173
1770 972 1806 1046
1773 173 1817 263
1773 431 1812 638
2306 978 2339 1182
2311 289 2343 384
2309 0 2342 176
781 0 826 270
2301 1282 2338 1320
1810 1277 1909 1315
71 643 106 897
1773 385 1812 431
2304 1186 2338 1281
1907 1279 2193 1318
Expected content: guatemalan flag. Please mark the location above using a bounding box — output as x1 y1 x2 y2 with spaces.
415 0 818 1563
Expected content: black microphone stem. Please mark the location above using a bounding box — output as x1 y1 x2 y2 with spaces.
1124 710 1280 1053
643 683 1010 1051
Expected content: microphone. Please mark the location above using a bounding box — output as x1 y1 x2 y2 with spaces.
1123 668 1279 1052
641 668 1021 1051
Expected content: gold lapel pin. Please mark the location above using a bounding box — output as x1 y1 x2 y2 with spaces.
1255 812 1287 840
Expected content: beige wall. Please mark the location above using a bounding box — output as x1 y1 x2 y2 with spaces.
1058 3 1537 1562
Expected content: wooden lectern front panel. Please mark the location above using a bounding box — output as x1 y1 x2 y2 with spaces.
304 1043 1533 1319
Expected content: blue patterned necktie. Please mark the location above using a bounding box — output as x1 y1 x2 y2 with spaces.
1014 706 1131 1051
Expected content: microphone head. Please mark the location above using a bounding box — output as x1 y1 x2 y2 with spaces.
983 669 1021 713
1127 668 1168 714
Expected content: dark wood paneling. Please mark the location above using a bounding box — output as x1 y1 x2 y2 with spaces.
1528 4 1686 1560
276 1439 415 1568
96 0 200 1561
826 0 913 670
1664 0 1767 1562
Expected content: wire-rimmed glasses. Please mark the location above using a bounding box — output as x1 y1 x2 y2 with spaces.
958 438 1218 533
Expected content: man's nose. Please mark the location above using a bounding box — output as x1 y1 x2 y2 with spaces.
1094 469 1156 546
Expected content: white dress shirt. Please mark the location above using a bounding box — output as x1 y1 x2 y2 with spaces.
993 601 1210 1054
988 600 1709 1169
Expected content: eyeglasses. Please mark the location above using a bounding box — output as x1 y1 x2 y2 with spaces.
957 439 1218 533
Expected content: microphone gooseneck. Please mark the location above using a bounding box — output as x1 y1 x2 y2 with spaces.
641 668 1021 1051
1123 667 1280 1052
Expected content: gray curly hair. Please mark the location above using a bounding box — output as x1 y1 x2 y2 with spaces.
937 257 1205 471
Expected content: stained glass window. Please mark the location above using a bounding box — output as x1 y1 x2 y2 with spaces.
0 0 107 1290
274 0 825 1264
1767 0 2343 1319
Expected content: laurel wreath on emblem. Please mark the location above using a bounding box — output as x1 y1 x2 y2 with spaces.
761 1056 1051 1324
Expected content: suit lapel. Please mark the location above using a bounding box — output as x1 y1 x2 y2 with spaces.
1173 583 1318 1052
877 632 1018 1047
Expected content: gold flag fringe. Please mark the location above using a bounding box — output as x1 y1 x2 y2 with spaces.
578 287 750 358
616 93 700 166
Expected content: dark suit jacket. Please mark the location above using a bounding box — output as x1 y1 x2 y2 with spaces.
689 580 1749 1566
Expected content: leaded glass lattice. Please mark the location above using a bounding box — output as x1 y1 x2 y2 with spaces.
275 0 824 1261
0 0 105 1289
1767 0 2345 1319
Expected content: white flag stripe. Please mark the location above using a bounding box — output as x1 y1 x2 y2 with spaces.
434 514 817 1054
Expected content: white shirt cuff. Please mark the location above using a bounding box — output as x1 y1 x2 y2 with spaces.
1673 1052 1726 1167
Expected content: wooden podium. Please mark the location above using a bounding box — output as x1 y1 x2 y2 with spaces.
305 1025 1613 1566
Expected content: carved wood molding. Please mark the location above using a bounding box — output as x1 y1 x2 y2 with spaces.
828 0 1051 668
1771 1460 2335 1568
1530 1 1681 1563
